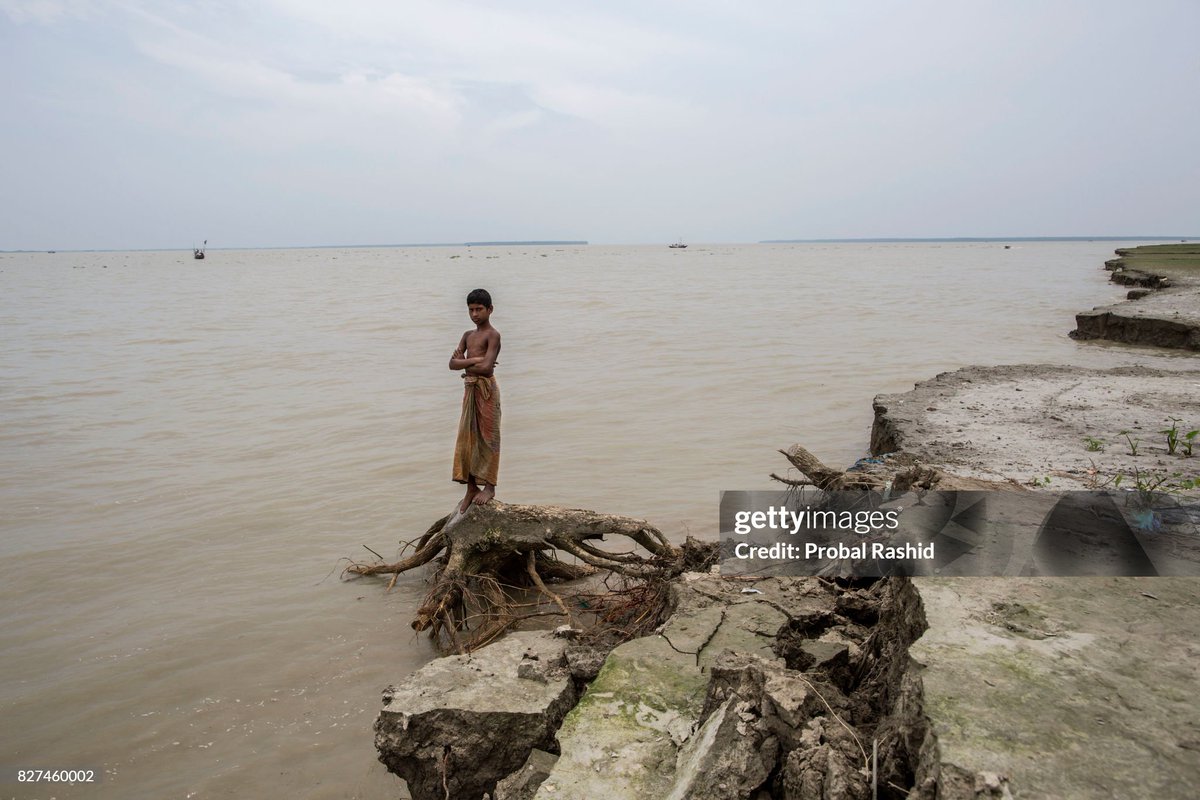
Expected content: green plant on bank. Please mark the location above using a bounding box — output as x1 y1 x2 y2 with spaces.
1156 418 1198 457
1161 417 1183 455
1130 467 1172 506
1083 460 1121 490
1130 468 1199 506
1083 462 1199 495
1083 436 1105 452
1118 430 1141 457
1029 475 1052 487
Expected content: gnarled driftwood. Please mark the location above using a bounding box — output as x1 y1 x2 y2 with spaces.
771 443 1026 492
345 501 688 652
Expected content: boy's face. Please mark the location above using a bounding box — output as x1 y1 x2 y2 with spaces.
468 303 492 325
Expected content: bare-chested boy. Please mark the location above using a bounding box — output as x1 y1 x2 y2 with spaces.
448 288 502 512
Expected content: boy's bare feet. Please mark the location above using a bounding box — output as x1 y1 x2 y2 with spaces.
472 485 495 505
459 483 480 512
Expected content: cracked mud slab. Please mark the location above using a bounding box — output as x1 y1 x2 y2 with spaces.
532 635 707 800
912 577 1200 799
530 575 863 799
1074 287 1200 350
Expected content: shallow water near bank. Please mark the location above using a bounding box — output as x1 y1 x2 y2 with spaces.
0 241 1190 798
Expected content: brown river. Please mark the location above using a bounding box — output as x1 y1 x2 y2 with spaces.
0 241 1188 798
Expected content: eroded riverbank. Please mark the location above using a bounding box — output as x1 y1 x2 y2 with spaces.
1072 243 1200 350
371 244 1199 799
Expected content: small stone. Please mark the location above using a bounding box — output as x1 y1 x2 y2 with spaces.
517 662 548 683
564 646 608 681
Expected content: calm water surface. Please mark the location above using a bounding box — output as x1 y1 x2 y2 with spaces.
0 242 1188 798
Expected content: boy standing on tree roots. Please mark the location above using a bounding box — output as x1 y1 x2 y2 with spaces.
448 288 502 512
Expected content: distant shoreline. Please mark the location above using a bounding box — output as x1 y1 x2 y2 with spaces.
463 240 588 246
0 241 590 254
6 236 1195 254
759 235 1195 244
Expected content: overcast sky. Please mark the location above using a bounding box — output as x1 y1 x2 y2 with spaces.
3 1 1198 250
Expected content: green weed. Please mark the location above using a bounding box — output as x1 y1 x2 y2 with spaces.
1161 417 1182 455
1124 467 1198 501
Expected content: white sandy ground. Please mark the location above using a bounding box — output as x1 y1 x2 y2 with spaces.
1088 282 1200 329
872 364 1200 491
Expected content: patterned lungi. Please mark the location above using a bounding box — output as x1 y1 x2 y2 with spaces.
452 373 500 486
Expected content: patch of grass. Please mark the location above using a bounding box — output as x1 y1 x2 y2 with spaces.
1115 243 1200 256
1109 244 1200 279
1118 430 1140 457
1161 418 1182 455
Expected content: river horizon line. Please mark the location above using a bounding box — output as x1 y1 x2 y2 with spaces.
5 235 1196 254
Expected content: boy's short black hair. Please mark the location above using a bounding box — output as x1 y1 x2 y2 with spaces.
466 288 492 307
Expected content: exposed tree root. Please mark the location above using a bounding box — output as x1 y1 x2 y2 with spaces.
345 501 715 653
526 550 574 625
774 444 893 491
772 443 1026 493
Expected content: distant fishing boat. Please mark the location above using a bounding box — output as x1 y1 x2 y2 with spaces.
193 240 207 260
668 238 687 249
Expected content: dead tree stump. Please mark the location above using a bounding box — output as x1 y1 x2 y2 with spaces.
345 501 684 652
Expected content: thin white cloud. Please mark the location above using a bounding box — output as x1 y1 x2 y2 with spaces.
101 2 465 152
260 0 711 76
528 81 697 133
0 0 96 23
479 108 544 140
8 0 718 142
253 0 718 124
